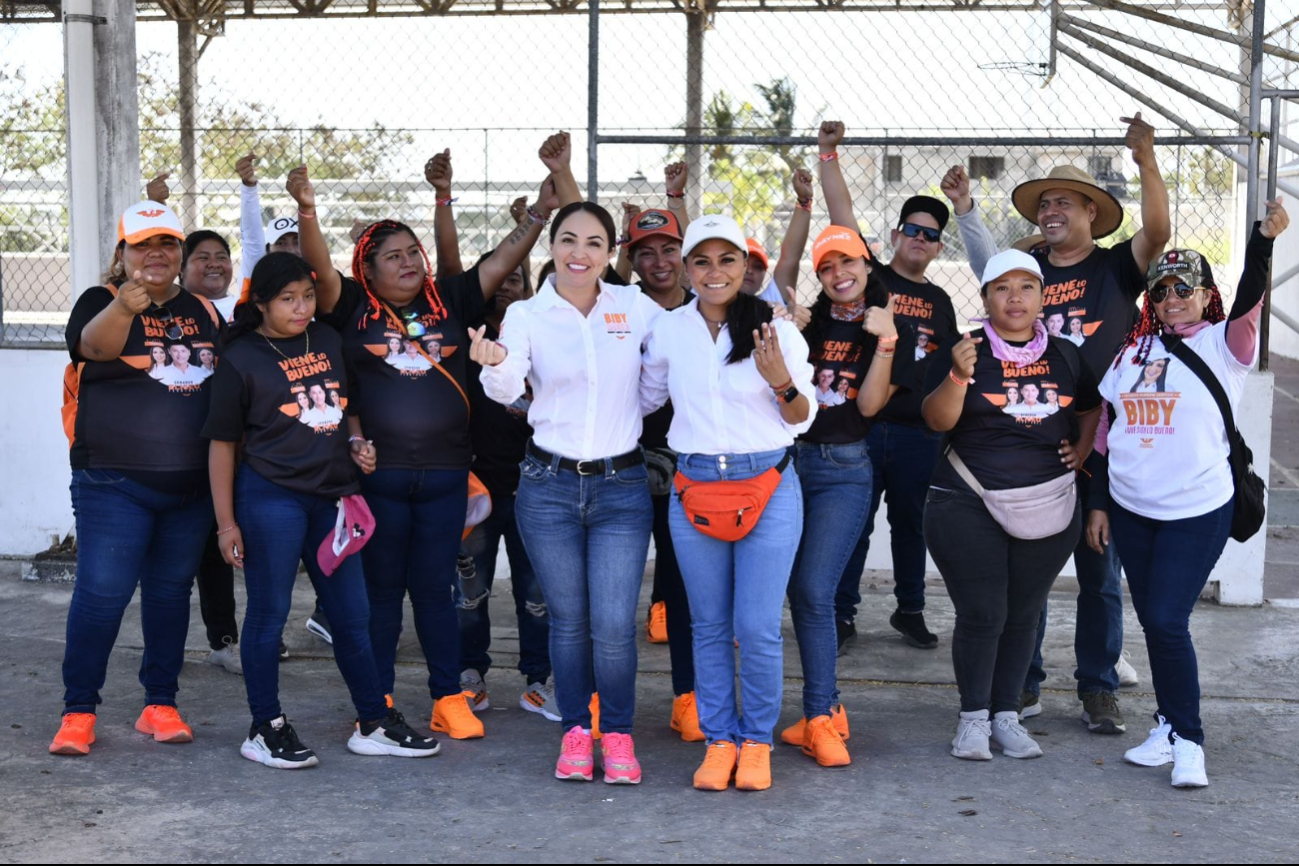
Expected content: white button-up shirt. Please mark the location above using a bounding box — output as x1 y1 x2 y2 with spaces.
640 298 817 455
480 276 663 460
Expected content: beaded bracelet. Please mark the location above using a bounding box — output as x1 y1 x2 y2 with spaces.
818 152 839 163
875 350 895 359
435 197 457 207
216 524 239 536
526 205 550 225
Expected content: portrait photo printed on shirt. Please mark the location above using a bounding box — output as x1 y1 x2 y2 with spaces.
1119 358 1180 447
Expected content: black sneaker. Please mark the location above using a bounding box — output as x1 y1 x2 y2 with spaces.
241 716 319 769
278 641 290 661
889 609 938 649
305 604 333 645
835 619 857 655
347 708 441 758
1081 691 1126 735
1018 690 1042 720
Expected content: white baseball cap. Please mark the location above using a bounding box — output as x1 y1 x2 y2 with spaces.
266 214 299 246
117 201 184 245
981 249 1044 286
681 213 747 260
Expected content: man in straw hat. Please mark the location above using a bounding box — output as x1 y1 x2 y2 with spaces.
941 113 1171 739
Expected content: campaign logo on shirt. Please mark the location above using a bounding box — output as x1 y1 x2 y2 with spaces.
275 351 347 434
369 329 447 378
1043 308 1097 347
982 361 1071 425
914 327 936 361
813 366 856 408
128 314 216 395
893 293 937 321
1118 357 1179 443
604 312 632 340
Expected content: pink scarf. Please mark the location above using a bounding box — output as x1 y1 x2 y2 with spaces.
1164 320 1212 338
972 317 1050 368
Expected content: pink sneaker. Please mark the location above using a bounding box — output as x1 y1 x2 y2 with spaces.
600 732 642 785
555 725 594 782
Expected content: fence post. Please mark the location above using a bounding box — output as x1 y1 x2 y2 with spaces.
1244 0 1265 228
177 16 201 233
93 0 141 261
587 0 600 203
64 0 100 301
684 8 706 213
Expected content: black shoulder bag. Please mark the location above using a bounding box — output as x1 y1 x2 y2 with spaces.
1164 337 1266 542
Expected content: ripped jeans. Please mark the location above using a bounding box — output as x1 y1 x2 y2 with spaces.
458 490 551 684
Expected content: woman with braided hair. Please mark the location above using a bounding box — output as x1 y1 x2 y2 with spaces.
1087 199 1288 788
287 143 557 741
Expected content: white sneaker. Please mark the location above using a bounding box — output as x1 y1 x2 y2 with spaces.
1115 650 1140 688
951 710 993 761
460 669 490 712
520 681 561 721
1124 715 1174 767
990 711 1043 758
206 643 243 675
346 708 441 759
1170 734 1208 787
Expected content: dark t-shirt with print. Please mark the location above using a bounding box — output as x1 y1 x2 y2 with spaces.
467 321 533 496
202 323 359 499
66 286 223 481
924 332 1099 491
1034 239 1145 378
802 314 914 445
640 288 696 451
316 268 487 471
874 263 959 427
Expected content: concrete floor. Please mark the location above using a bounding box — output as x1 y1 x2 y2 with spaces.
2 560 1297 865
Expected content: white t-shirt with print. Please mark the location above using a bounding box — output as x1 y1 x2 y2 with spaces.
1098 320 1250 521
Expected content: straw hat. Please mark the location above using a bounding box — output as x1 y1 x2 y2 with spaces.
1011 165 1123 240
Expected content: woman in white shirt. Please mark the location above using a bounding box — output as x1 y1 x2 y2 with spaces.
472 202 661 786
1087 201 1287 789
641 214 816 793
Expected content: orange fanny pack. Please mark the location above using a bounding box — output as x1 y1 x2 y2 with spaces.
673 452 791 542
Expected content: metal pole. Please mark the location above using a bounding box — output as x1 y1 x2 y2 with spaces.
1080 0 1299 63
64 0 100 302
587 0 599 203
685 6 707 215
1245 0 1265 228
1262 92 1281 371
597 133 1252 148
177 15 200 233
1058 13 1248 85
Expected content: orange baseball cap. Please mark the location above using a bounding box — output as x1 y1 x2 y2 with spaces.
745 238 770 269
627 209 683 248
118 200 185 245
812 225 871 271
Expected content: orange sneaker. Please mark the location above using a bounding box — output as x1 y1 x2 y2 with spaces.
589 693 602 741
646 601 668 644
670 691 705 742
780 703 851 745
735 740 772 791
49 713 96 756
431 692 485 739
134 705 194 743
692 741 737 791
803 714 852 767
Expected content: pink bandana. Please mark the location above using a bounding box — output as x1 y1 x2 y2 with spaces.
973 317 1050 368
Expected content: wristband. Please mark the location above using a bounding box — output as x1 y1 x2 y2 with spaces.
216 524 239 536
874 350 895 359
348 435 367 444
436 196 457 207
818 152 838 163
298 209 317 220
616 234 632 247
949 370 972 387
877 333 899 345
768 379 794 394
526 205 549 225
665 190 685 199
796 198 813 212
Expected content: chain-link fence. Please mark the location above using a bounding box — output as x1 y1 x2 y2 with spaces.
0 1 1293 346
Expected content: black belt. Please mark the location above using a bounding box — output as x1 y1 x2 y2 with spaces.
527 442 645 476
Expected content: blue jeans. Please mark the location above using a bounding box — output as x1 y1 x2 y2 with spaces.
62 469 211 714
236 467 388 726
361 467 468 701
1023 531 1124 698
790 441 872 719
459 490 551 684
834 422 942 620
670 449 803 745
1109 500 1232 746
514 451 653 735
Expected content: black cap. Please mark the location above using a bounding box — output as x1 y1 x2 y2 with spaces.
897 195 950 233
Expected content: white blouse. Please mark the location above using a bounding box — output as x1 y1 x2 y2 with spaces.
640 298 817 455
480 276 662 461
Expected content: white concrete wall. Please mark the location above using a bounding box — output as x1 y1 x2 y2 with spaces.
0 349 75 555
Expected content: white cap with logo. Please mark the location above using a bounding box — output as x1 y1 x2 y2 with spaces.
681 213 748 261
266 215 299 247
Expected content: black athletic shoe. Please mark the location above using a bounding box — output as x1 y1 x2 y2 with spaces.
305 604 333 645
890 610 938 649
241 716 319 769
836 619 857 655
347 708 441 758
278 641 290 661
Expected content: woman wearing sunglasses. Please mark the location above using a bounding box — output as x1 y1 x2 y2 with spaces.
50 202 223 757
288 147 553 742
1088 200 1288 788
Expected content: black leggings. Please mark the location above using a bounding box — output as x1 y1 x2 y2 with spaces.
651 493 695 696
196 522 238 650
924 486 1080 714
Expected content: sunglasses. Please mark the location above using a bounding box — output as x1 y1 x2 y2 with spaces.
150 305 184 341
1148 282 1204 304
899 223 942 243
